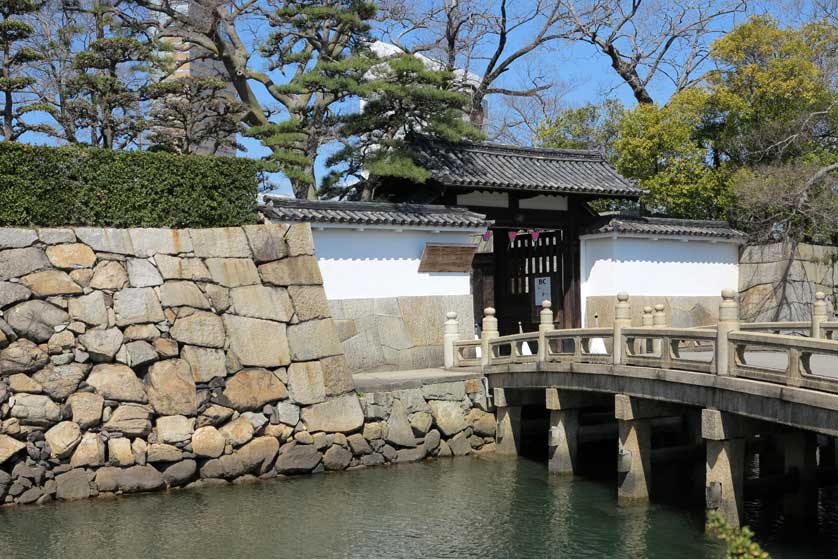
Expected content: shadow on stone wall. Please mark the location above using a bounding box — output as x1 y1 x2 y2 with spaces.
331 295 475 373
739 242 838 322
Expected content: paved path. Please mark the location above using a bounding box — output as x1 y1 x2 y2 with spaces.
353 368 482 392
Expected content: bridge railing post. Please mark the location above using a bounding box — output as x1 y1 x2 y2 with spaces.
443 311 460 369
481 307 499 367
652 303 666 357
716 289 739 376
812 291 827 339
613 293 631 365
538 300 554 362
641 306 654 354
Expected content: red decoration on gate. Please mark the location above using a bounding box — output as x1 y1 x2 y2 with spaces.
531 230 540 241
481 230 492 241
507 231 518 242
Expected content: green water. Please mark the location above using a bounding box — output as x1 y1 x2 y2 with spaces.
0 455 835 559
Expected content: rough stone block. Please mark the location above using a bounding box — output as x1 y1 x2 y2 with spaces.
0 228 37 249
181 345 226 382
229 285 293 322
0 247 50 281
87 363 147 403
223 314 290 367
288 286 331 321
189 227 251 258
159 281 211 309
300 394 364 433
171 310 226 348
287 319 342 361
89 261 128 290
206 258 261 288
257 256 322 286
145 359 198 416
128 228 193 257
243 224 289 263
21 270 82 297
155 255 211 281
68 291 108 327
114 288 165 326
74 228 134 255
287 361 326 405
38 228 76 245
0 281 31 310
221 368 288 411
46 244 96 269
126 259 164 288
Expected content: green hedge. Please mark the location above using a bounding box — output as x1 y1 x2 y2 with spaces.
0 143 260 227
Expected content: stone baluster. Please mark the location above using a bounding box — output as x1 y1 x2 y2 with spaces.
652 303 666 357
538 300 554 361
641 306 654 354
481 307 499 367
443 311 459 369
716 289 739 376
812 291 827 339
613 293 631 365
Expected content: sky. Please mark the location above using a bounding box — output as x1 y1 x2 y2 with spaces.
18 0 821 197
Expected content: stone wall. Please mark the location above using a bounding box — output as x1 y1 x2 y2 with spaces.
357 378 495 461
585 295 722 328
740 242 838 322
331 295 475 373
0 225 494 508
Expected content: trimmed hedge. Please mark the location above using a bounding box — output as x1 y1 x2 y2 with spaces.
0 142 260 227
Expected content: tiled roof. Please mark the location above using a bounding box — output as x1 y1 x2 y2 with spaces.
586 215 747 241
410 140 643 197
260 197 490 230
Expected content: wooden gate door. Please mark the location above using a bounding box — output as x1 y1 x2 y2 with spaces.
493 230 579 335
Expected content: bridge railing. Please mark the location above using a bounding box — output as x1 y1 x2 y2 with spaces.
444 290 838 394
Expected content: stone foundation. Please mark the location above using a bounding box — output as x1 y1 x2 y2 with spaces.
330 295 474 373
0 225 493 508
739 242 838 322
585 295 722 328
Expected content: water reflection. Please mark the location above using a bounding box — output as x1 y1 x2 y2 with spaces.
0 456 833 559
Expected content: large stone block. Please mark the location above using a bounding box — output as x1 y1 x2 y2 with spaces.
171 310 226 348
103 404 152 436
192 426 226 458
32 363 87 401
205 258 261 288
107 438 134 466
288 286 331 321
45 421 82 458
286 361 326 405
38 228 75 245
79 328 124 362
0 434 25 465
45 243 96 270
74 228 134 255
320 355 355 396
284 224 315 256
87 364 147 403
229 285 293 322
21 270 82 296
275 442 321 474
300 394 364 433
89 261 128 291
154 255 212 281
126 259 163 288
223 314 290 367
0 228 37 249
67 392 104 429
243 224 289 263
221 368 288 411
68 291 108 326
114 288 165 326
0 281 31 310
428 400 466 436
70 432 105 467
128 228 193 257
159 281 211 309
189 227 251 258
0 339 49 374
55 469 92 500
156 415 194 443
181 345 226 382
421 382 466 401
0 247 50 280
145 359 198 416
116 340 158 368
257 256 322 286
4 300 68 342
287 319 342 361
94 465 164 493
386 399 416 448
10 394 61 426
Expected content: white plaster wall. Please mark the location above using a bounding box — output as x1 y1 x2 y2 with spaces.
312 228 475 300
580 235 740 326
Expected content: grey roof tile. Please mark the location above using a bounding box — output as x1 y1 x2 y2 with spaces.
587 215 746 241
260 197 490 229
412 140 642 197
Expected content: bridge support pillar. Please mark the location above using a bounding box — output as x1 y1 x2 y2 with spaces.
495 388 521 456
702 409 752 528
782 430 818 524
614 394 679 503
548 409 579 474
617 417 652 503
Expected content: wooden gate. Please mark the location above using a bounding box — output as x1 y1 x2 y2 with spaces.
492 230 579 334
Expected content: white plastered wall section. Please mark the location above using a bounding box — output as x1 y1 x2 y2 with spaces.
312 228 476 300
580 234 740 326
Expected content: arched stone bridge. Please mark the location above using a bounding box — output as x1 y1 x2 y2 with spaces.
445 290 838 527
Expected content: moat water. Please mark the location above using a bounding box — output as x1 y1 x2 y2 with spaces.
2 454 838 559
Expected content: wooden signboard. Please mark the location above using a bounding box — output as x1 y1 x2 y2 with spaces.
417 243 477 273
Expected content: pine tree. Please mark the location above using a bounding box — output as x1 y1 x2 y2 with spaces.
145 76 244 155
0 0 42 141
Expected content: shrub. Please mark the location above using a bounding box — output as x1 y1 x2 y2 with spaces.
0 142 260 227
